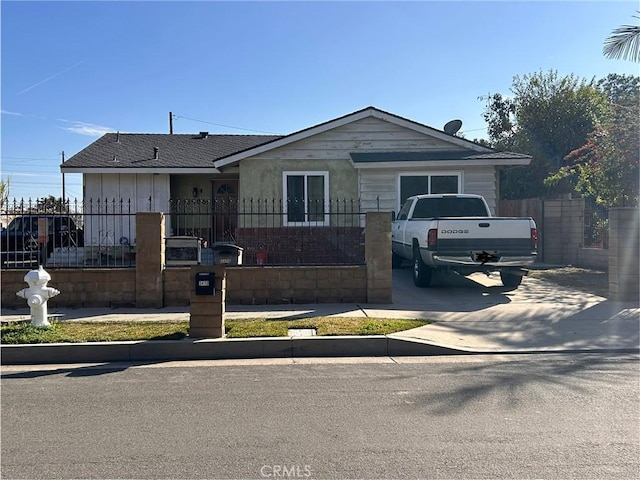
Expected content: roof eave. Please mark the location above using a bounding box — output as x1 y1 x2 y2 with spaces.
351 158 531 169
60 167 222 174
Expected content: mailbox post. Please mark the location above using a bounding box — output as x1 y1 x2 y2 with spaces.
189 265 226 338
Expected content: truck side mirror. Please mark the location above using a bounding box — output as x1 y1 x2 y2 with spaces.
391 211 396 221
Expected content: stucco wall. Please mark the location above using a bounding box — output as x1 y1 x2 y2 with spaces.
239 158 358 202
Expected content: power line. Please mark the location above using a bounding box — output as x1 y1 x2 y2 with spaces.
173 114 283 135
0 156 60 161
1 172 68 178
2 165 64 170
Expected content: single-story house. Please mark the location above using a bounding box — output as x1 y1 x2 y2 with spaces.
61 106 531 257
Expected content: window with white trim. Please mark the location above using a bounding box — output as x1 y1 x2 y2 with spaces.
398 172 461 208
283 171 329 226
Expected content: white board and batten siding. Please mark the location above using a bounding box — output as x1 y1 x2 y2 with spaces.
359 166 497 215
84 173 171 245
463 167 498 214
359 172 397 212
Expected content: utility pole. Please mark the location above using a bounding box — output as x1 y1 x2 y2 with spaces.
61 151 65 202
169 111 173 134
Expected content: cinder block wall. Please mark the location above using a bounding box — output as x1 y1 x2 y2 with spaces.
135 212 165 308
1 210 393 309
164 268 190 305
542 200 562 264
189 265 226 338
609 208 639 302
576 248 608 271
226 266 367 304
365 211 392 303
543 199 584 265
542 198 621 271
163 266 367 306
2 269 137 309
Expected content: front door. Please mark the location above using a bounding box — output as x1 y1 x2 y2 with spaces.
212 180 238 243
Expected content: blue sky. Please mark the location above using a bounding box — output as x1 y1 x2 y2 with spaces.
1 0 638 200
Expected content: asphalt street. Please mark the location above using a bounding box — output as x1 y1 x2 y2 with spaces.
2 354 639 479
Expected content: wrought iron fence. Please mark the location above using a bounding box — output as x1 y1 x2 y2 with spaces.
167 198 365 265
583 201 609 249
1 197 366 268
1 198 136 269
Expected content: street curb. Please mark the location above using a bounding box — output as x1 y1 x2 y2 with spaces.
2 336 637 365
0 335 473 365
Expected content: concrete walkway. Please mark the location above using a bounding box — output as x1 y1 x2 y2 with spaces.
2 270 638 364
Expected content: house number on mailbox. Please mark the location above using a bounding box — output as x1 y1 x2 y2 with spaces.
195 272 215 295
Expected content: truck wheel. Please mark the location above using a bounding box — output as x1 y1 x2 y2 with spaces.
413 250 432 287
500 271 523 288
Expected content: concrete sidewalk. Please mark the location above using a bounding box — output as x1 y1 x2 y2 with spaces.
2 271 639 364
2 300 638 365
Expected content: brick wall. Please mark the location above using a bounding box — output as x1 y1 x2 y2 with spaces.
364 212 392 303
576 248 608 271
2 265 368 309
164 268 191 305
542 198 611 270
162 265 367 306
1 212 389 309
2 269 136 309
135 212 165 308
608 208 639 302
543 199 584 265
235 226 364 265
226 266 367 304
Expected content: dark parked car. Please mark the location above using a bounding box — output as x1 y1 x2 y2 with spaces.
0 215 84 266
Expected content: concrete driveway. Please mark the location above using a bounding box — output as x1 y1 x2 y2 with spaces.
384 266 639 352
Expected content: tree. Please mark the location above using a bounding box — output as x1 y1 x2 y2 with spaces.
0 178 9 211
546 74 640 206
37 196 70 213
482 70 607 199
603 12 640 62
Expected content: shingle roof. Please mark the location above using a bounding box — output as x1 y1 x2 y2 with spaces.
62 133 283 169
62 108 531 170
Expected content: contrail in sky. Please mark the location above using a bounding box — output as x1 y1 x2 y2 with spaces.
17 60 85 95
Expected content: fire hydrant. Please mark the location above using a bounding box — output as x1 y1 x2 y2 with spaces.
16 266 60 327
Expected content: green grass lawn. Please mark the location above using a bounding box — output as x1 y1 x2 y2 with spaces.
0 317 429 344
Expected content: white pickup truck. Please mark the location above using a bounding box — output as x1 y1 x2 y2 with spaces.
391 194 538 288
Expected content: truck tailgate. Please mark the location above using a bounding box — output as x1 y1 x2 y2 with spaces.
436 217 533 254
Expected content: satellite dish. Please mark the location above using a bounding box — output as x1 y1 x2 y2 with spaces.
444 119 462 135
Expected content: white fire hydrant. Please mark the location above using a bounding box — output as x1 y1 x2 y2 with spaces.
16 266 60 327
